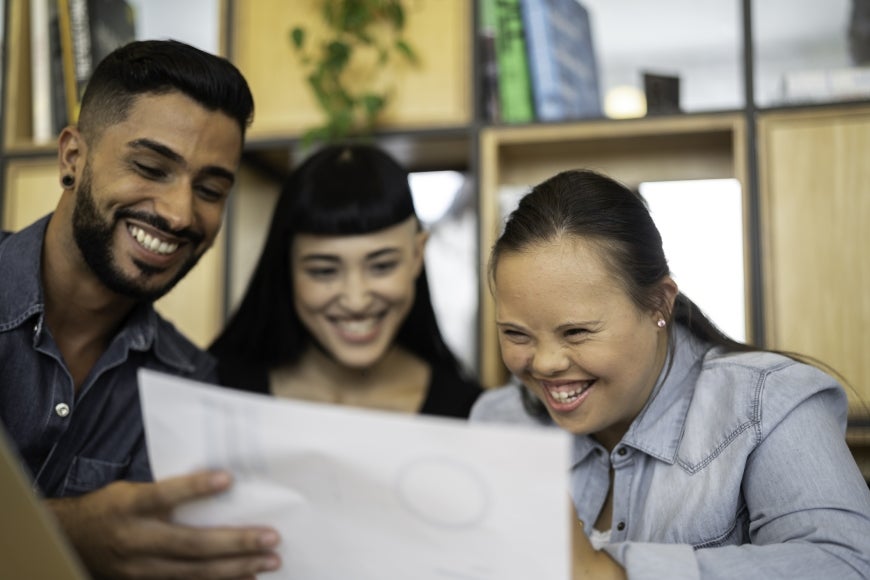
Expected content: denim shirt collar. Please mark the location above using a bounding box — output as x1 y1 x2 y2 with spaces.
0 214 196 374
570 325 709 467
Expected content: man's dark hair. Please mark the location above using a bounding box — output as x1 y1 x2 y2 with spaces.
77 39 254 141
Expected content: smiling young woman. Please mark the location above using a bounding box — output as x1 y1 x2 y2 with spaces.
209 144 481 418
471 169 870 579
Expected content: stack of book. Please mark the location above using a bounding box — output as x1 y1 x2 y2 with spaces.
30 0 137 144
480 0 603 124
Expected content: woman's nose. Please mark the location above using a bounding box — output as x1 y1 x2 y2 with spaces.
530 344 571 377
337 271 373 311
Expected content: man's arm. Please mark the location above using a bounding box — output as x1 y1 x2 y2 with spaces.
47 470 281 580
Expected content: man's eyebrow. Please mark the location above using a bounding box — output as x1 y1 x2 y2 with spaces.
127 138 236 185
128 138 183 163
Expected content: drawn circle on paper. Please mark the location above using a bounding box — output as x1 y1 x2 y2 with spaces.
395 455 489 528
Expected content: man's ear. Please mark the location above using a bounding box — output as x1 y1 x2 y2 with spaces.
57 126 86 185
412 229 430 278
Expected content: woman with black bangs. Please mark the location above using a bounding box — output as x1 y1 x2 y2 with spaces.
210 143 481 417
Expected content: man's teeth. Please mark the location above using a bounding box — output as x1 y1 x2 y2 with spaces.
551 385 589 403
128 225 178 255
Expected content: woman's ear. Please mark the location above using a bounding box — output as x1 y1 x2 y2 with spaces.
412 229 430 278
657 275 679 321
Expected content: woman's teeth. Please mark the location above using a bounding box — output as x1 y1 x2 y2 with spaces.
336 318 377 336
129 225 178 255
551 384 590 403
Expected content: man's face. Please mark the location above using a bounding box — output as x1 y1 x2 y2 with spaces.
71 92 242 301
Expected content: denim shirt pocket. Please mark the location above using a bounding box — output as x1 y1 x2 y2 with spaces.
61 455 131 496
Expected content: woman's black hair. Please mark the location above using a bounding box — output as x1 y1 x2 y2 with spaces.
490 169 755 418
210 143 465 386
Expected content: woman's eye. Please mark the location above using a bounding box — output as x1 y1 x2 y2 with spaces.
370 261 398 275
565 328 589 340
305 267 337 279
501 329 530 343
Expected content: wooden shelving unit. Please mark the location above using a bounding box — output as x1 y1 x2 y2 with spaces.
1 0 868 443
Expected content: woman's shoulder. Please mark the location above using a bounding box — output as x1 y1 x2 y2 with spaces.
468 382 549 427
687 348 848 439
700 348 843 402
214 356 271 394
422 362 484 419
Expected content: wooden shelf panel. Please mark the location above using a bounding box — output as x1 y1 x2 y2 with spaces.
758 105 870 418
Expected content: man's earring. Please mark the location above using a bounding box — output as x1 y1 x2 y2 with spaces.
61 175 75 188
656 318 666 328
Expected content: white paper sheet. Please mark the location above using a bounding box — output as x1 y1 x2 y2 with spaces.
138 369 571 579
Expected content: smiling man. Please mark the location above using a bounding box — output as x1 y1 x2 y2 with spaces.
0 40 282 578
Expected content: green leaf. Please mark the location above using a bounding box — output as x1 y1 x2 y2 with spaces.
383 1 405 29
324 41 351 70
395 39 417 64
361 94 386 117
290 27 306 50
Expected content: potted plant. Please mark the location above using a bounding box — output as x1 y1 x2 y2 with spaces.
290 0 419 145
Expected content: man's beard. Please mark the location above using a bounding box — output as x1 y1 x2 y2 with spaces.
71 163 206 301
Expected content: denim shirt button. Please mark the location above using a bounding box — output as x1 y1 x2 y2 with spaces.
617 447 627 456
617 521 626 531
55 402 70 417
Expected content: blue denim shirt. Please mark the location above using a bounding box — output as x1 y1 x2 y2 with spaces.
0 215 217 498
471 326 870 579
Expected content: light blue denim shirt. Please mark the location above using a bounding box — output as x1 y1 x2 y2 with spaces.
470 326 870 579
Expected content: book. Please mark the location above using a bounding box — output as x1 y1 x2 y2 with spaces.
30 0 54 143
49 0 70 135
519 0 602 121
481 0 534 124
479 25 501 123
58 0 136 123
781 66 870 104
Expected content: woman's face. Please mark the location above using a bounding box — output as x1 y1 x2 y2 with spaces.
291 216 427 370
493 235 673 450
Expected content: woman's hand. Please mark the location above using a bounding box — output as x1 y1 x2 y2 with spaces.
570 501 626 580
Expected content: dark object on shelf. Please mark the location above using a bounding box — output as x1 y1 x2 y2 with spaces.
58 0 137 123
644 72 681 115
480 27 501 123
850 0 870 64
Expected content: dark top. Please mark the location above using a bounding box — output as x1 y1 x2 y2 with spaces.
0 216 217 497
215 356 482 419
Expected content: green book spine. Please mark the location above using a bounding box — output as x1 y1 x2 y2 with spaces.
483 0 534 123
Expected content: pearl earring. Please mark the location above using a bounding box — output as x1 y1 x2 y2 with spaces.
656 318 666 328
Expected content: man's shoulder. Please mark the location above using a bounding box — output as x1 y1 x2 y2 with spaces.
149 312 218 382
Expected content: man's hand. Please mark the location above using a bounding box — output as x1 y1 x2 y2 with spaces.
47 470 281 580
570 500 626 580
